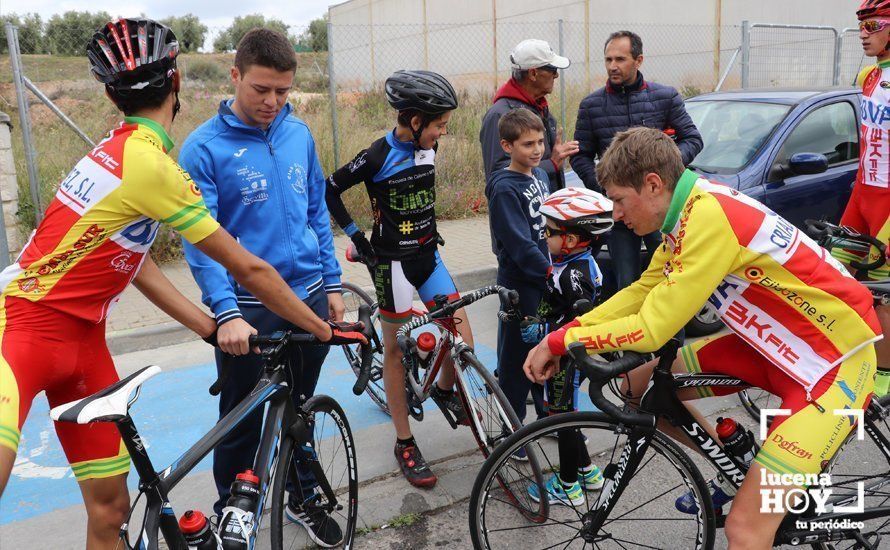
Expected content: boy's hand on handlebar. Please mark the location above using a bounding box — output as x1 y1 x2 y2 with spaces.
523 341 561 384
323 319 368 346
218 318 258 356
350 232 378 268
520 316 547 344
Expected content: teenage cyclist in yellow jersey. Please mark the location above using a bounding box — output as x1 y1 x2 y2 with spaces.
525 127 879 549
0 18 365 549
834 0 890 397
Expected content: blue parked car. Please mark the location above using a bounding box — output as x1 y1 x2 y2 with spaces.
567 87 861 335
685 87 860 333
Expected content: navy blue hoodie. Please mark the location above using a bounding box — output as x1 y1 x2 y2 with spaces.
485 166 551 286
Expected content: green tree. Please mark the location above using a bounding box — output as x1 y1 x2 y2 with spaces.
160 14 207 53
44 11 111 56
213 14 291 52
297 15 328 52
1 13 45 54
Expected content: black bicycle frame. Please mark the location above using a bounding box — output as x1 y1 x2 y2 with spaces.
581 346 890 546
116 365 296 550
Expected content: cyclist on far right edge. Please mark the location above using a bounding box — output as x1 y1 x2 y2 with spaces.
835 0 890 397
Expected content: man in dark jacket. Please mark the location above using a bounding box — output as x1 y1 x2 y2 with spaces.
480 39 579 190
571 30 702 290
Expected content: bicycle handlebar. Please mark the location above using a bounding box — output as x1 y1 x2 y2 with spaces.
350 305 376 396
804 219 887 272
566 343 654 427
208 305 374 397
396 285 520 356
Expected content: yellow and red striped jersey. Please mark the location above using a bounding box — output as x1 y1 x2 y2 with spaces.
548 171 881 392
0 117 219 322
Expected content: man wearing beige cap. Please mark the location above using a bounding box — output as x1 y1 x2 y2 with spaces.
481 39 579 426
480 39 578 190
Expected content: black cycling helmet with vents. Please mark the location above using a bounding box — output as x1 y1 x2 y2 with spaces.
385 70 458 114
87 18 179 93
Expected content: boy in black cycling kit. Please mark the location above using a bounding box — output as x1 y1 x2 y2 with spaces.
521 187 611 506
325 71 474 488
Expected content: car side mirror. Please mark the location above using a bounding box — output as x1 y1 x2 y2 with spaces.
788 152 828 176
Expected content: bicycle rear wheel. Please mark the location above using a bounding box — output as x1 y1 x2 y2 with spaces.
469 412 716 550
456 350 548 523
340 281 389 415
738 388 779 424
267 395 359 550
807 395 890 550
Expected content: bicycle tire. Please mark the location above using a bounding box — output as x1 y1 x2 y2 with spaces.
340 282 389 415
268 394 359 550
469 411 716 550
456 350 548 523
805 396 890 550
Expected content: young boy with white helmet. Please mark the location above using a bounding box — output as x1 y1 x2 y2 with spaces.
522 187 613 506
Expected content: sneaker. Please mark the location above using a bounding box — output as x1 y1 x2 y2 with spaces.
528 474 585 507
285 494 344 548
510 446 528 462
578 465 604 491
430 385 469 426
395 441 438 488
675 478 734 514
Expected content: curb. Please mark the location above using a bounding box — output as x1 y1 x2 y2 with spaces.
106 266 498 355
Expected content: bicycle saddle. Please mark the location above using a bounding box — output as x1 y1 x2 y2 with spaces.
50 365 161 424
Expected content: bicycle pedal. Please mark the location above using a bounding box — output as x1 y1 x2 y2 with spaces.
431 396 460 429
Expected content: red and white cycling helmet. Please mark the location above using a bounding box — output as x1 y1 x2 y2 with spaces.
539 187 614 240
858 0 890 20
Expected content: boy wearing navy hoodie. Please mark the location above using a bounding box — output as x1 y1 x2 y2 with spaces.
485 108 552 427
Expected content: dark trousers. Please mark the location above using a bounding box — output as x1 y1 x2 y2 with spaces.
496 274 546 424
212 290 330 515
607 222 662 290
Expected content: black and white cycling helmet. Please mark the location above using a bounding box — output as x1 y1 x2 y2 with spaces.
385 70 458 114
540 188 614 240
87 18 179 92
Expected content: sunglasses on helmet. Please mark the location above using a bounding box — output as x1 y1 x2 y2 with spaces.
860 19 890 34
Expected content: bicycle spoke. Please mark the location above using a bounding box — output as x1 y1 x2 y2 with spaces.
603 483 684 525
607 536 665 549
539 534 586 550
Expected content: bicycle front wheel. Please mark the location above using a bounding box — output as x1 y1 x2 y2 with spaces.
340 281 389 415
268 395 359 550
456 350 548 523
469 412 716 550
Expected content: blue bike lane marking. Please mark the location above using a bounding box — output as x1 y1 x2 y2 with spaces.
0 343 592 525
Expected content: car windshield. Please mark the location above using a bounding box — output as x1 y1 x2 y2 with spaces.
686 100 791 173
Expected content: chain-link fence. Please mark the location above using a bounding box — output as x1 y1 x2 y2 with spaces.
741 23 840 88
838 27 868 87
0 18 871 257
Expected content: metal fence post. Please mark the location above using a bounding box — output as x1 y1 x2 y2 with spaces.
833 32 843 86
0 113 11 269
740 20 750 89
327 19 340 169
5 22 42 222
558 19 566 132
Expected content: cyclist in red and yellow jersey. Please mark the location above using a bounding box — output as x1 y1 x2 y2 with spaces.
0 18 364 549
834 0 890 397
525 127 879 549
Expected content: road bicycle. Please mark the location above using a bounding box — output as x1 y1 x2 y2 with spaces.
50 307 374 550
470 340 890 549
740 219 890 423
337 244 549 520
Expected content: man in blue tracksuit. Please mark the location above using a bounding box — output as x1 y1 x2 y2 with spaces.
179 29 344 546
